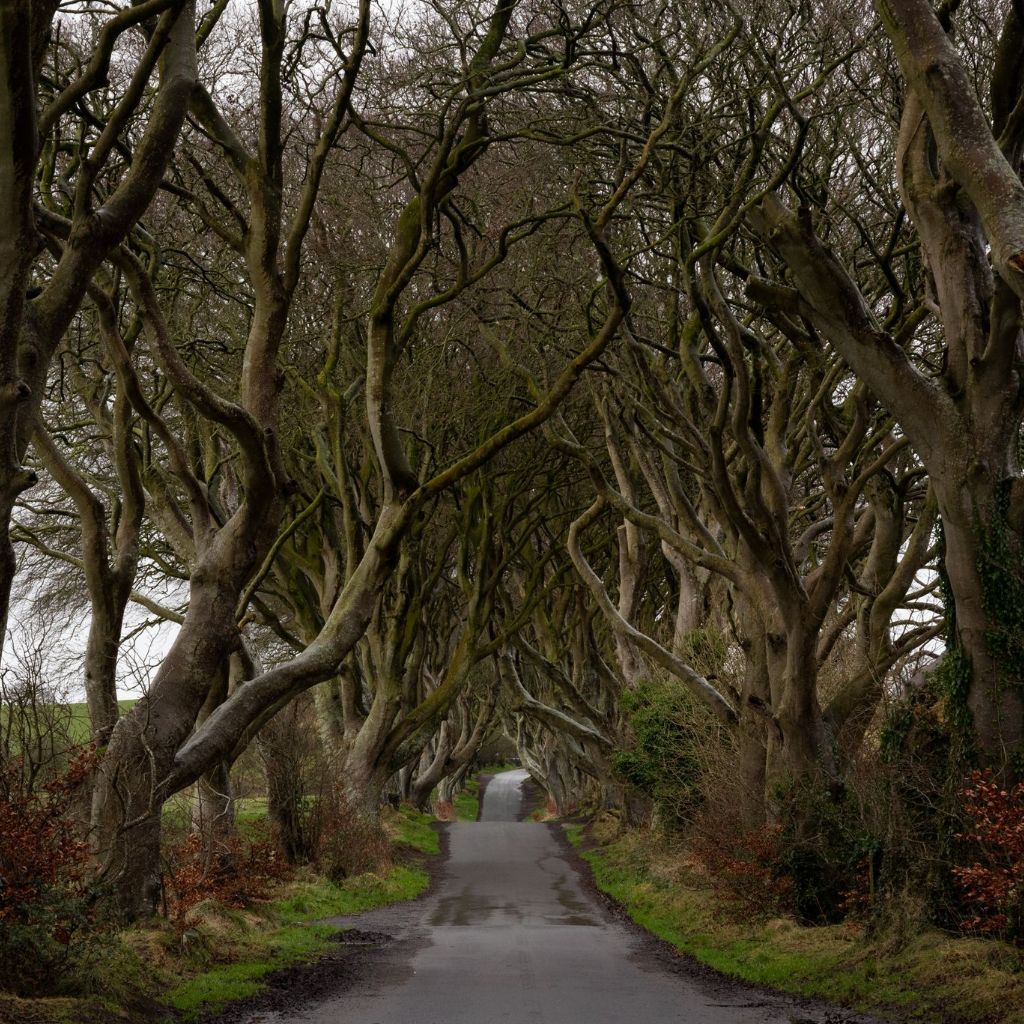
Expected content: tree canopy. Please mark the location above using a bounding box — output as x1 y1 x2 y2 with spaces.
1 0 1023 924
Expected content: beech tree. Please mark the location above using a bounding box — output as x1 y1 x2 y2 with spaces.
524 0 943 820
10 0 1022 932
749 0 1024 769
55 0 683 919
0 0 199 661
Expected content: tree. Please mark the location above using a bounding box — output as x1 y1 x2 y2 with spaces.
1 0 198 661
87 0 670 919
749 0 1024 769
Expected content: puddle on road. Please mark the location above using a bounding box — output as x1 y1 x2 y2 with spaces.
429 885 599 927
430 889 520 925
551 869 594 918
333 928 393 946
544 913 599 926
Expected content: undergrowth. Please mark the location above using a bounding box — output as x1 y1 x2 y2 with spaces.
162 804 436 1019
163 855 430 1019
567 819 1024 1024
0 806 439 1024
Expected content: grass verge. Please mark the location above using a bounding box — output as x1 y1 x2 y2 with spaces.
162 805 437 1019
393 804 441 854
454 777 481 821
566 819 1024 1024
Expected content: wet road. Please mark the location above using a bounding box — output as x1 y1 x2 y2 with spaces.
478 765 531 821
239 770 882 1024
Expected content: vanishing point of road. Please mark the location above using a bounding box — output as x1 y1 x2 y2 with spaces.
233 770 885 1024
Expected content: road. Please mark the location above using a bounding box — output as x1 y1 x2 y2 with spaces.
234 770 882 1024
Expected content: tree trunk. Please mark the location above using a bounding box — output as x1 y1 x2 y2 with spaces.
192 759 235 868
0 3 39 662
83 598 125 748
396 762 415 802
736 715 768 828
437 762 469 806
764 620 836 819
411 724 453 811
342 756 390 819
91 580 243 919
91 709 168 921
937 478 1024 764
266 747 310 864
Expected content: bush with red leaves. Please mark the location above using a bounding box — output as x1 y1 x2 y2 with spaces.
0 746 97 995
163 824 290 923
953 769 1024 940
689 823 793 916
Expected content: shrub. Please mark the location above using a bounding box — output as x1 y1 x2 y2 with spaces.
689 823 793 916
875 680 974 927
163 823 289 923
311 785 392 882
772 782 883 925
952 769 1024 940
611 679 721 824
691 779 882 925
258 698 321 865
0 746 96 995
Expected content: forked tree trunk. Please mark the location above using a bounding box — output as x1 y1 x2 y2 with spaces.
437 762 469 806
92 581 247 919
411 723 454 810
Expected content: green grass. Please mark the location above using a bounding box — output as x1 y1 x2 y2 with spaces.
163 868 432 1018
454 777 481 821
233 796 277 839
392 804 441 854
276 864 430 922
163 919 336 1016
568 823 1024 1024
234 796 269 824
1 699 138 747
1 757 439 1022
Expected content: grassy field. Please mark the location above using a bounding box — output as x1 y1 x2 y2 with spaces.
68 700 137 742
567 819 1024 1024
0 699 138 747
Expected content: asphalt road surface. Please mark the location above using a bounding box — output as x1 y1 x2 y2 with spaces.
235 770 885 1024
